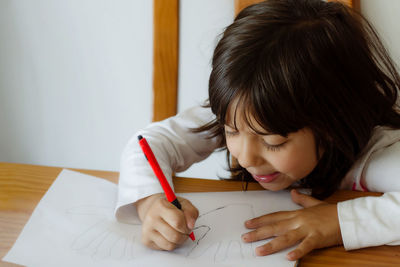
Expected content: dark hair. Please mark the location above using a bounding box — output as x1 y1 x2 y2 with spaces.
194 0 400 199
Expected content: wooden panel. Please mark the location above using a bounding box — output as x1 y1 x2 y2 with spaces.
152 0 179 122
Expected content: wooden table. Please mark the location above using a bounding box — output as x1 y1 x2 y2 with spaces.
1 162 400 266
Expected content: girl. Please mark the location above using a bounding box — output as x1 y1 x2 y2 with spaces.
115 0 400 261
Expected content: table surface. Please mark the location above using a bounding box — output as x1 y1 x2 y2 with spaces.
1 162 400 267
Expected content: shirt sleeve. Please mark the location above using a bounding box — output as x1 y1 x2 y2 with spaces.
338 141 400 250
115 106 222 224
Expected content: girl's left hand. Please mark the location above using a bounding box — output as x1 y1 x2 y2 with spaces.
241 189 343 261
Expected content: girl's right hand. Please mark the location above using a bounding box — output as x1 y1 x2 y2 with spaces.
135 193 199 251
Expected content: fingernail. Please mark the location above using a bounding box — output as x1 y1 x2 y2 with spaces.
255 246 268 256
241 233 248 241
187 220 195 230
287 251 296 261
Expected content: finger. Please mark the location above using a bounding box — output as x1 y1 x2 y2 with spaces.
286 236 317 261
159 199 190 234
155 218 189 245
148 230 180 251
291 189 324 208
141 231 170 251
178 197 199 230
147 241 163 251
255 229 303 256
245 210 296 229
242 219 293 243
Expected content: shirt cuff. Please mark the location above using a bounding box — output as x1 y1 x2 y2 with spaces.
114 184 165 224
338 193 400 250
337 200 361 250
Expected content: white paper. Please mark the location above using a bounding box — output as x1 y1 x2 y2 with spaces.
3 169 299 267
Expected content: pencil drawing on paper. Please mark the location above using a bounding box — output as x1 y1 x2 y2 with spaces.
66 202 257 263
176 203 257 263
66 205 149 261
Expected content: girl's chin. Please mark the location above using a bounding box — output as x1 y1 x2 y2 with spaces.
258 179 292 191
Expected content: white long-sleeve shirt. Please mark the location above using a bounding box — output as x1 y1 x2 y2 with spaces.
115 106 400 251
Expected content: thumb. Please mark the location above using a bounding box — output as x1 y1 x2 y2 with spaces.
178 197 199 230
291 189 324 208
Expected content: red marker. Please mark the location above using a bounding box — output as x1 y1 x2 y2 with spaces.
138 135 195 241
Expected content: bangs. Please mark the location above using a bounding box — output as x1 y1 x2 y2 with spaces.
222 85 304 137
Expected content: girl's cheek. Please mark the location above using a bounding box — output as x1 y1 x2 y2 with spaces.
265 151 290 169
274 150 317 178
267 151 302 174
226 140 238 158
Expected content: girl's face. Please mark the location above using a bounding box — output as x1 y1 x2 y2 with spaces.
224 103 319 191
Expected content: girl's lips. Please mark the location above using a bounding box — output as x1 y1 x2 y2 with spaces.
252 172 280 183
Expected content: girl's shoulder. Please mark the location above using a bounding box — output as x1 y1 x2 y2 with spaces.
363 130 400 192
341 126 400 192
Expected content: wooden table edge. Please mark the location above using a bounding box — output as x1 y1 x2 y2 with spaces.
1 162 399 266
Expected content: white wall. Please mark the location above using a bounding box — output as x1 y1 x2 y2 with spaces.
0 0 234 178
175 0 234 179
360 0 400 70
0 0 153 171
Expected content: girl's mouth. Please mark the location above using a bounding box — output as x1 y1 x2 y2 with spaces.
252 172 280 183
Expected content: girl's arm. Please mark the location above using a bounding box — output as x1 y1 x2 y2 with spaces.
338 141 400 250
115 106 221 223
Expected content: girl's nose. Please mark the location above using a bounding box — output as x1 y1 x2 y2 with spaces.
237 136 263 169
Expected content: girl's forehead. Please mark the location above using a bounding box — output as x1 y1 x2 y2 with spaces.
225 98 269 134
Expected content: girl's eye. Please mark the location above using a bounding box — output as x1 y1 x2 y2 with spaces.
225 130 238 137
262 140 286 152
